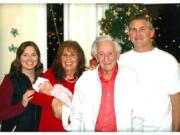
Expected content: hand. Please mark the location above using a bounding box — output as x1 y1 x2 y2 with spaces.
22 90 34 107
51 98 65 119
88 57 98 70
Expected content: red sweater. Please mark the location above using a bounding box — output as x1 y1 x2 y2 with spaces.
32 69 75 131
0 75 25 121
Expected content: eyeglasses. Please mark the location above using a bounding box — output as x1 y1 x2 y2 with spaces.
97 52 114 58
62 53 77 59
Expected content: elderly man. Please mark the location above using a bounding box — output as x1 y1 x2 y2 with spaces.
70 35 138 132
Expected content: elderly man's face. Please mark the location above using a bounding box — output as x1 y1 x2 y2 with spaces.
96 40 119 74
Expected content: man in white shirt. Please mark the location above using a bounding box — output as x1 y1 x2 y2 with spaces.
70 35 138 131
119 14 180 132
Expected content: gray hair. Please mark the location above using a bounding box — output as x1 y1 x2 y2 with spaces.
91 35 122 58
128 14 154 30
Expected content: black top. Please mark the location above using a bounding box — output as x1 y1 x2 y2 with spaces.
1 72 41 132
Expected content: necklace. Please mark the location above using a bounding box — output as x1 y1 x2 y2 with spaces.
64 76 78 83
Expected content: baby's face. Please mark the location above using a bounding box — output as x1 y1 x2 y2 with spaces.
38 81 53 95
39 81 48 90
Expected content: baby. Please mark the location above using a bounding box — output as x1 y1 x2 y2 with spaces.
32 77 72 131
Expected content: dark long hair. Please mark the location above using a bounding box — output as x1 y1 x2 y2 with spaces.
10 41 43 78
51 40 86 81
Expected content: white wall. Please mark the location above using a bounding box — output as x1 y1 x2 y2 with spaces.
0 3 109 82
0 4 47 83
64 4 108 65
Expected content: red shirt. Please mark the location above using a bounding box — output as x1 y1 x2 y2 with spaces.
32 69 75 131
95 65 118 132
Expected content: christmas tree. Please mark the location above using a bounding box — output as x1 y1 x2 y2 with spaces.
99 4 151 53
152 4 180 62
